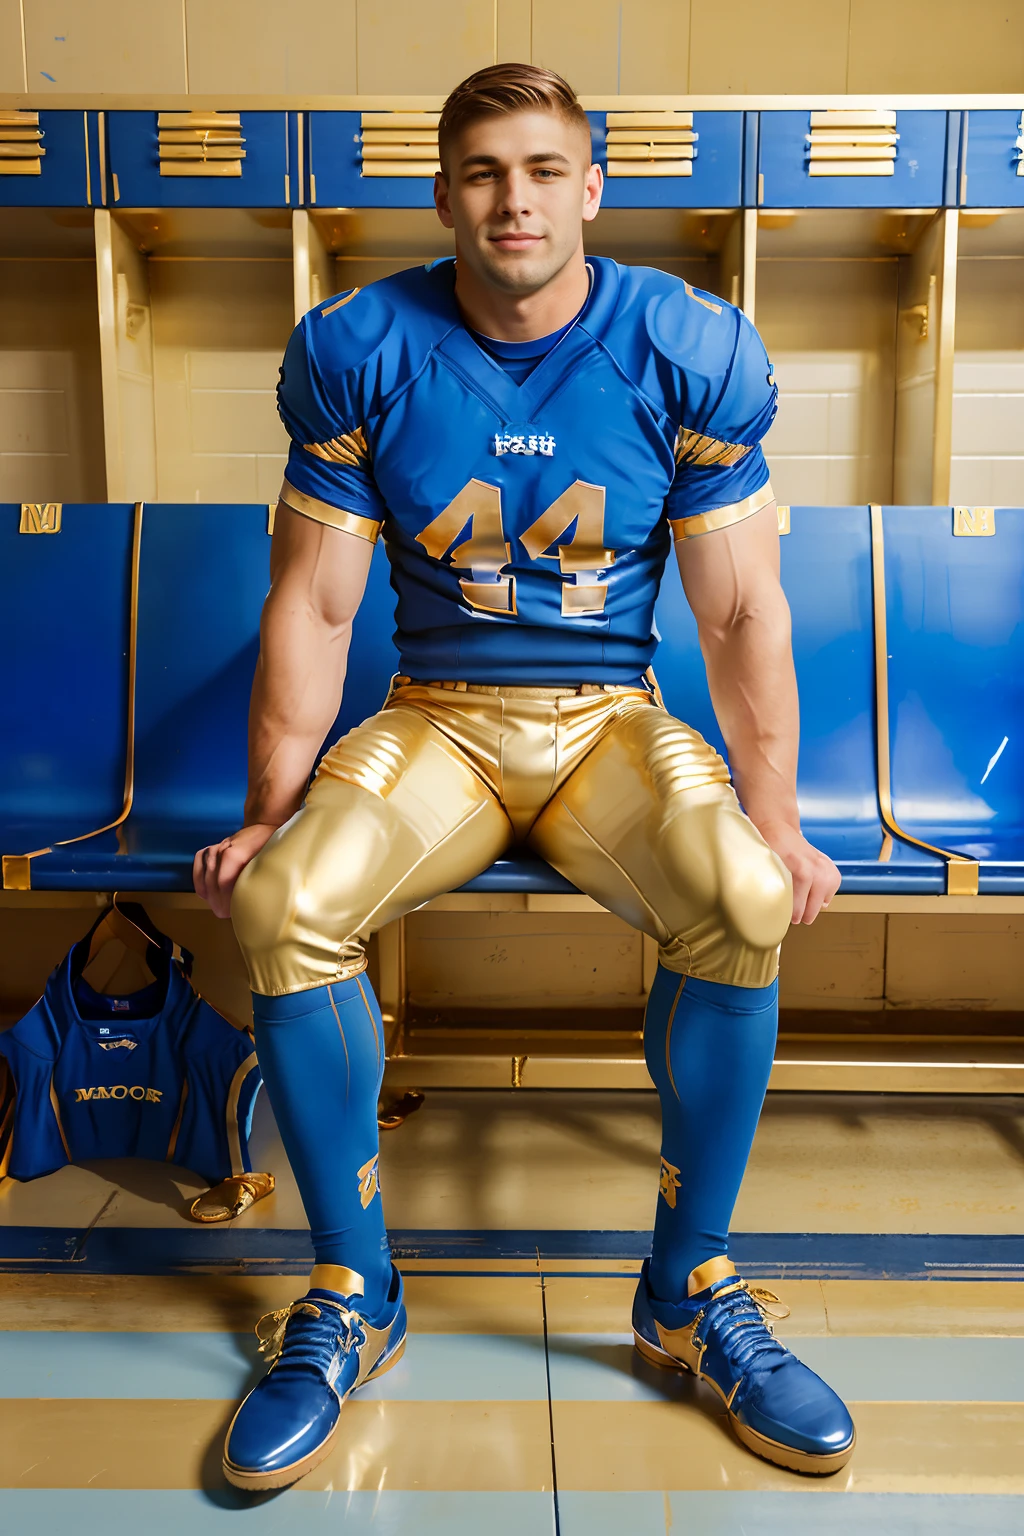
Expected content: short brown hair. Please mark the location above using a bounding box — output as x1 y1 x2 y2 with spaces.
438 63 591 175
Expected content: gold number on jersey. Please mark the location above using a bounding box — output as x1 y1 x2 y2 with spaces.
416 478 614 618
520 481 614 616
416 479 515 614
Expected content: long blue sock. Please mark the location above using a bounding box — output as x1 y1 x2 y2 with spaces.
643 964 778 1302
251 976 392 1315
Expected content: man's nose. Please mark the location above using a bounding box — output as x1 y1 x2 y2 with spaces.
497 170 533 218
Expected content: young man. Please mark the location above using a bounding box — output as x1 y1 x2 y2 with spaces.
195 64 853 1488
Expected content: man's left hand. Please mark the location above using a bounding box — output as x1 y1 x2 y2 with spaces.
758 822 841 925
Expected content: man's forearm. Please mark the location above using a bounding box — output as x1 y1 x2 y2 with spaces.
242 598 352 828
697 592 801 836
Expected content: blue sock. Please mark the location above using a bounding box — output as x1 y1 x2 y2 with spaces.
643 964 778 1302
251 977 392 1315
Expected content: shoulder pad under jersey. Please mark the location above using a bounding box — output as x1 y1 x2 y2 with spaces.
645 275 775 441
301 261 457 387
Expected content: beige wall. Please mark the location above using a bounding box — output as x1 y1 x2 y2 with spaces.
4 0 1023 96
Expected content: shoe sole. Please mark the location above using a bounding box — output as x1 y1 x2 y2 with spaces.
633 1329 855 1477
222 1333 407 1491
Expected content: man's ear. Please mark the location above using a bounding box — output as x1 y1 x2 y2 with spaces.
434 171 454 229
583 162 604 223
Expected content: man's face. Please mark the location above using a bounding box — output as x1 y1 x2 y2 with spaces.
435 109 603 296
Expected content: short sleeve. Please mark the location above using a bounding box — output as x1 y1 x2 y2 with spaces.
277 302 388 541
664 301 778 541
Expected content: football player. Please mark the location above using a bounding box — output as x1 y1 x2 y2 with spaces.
195 63 853 1488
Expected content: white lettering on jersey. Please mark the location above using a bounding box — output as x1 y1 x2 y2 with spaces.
493 432 555 458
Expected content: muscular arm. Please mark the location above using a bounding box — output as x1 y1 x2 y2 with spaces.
194 502 373 916
675 502 839 923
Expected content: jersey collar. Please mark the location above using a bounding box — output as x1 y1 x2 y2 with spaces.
430 255 621 423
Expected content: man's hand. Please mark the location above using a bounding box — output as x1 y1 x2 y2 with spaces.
193 823 280 920
757 821 840 925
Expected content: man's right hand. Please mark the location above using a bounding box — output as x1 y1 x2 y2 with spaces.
193 823 281 919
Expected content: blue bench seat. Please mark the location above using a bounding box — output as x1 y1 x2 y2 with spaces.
8 502 1020 901
1 503 136 887
881 505 1024 894
24 504 267 892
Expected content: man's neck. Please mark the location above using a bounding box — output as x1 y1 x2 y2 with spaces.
452 249 591 342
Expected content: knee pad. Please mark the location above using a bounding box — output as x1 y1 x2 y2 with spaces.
716 814 792 954
657 808 791 988
230 834 295 963
230 831 367 997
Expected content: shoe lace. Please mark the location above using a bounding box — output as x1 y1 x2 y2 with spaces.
254 1297 367 1377
700 1281 792 1380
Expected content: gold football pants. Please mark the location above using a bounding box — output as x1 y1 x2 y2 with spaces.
231 681 792 997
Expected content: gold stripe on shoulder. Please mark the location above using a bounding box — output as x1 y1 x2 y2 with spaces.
675 426 752 469
320 287 361 318
670 481 775 541
304 426 371 470
684 281 722 316
279 479 382 543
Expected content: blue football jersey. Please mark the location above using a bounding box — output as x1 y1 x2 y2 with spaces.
276 256 777 685
0 927 262 1186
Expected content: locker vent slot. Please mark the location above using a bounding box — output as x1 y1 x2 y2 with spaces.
605 110 697 178
157 111 246 178
360 112 441 177
806 109 898 178
0 110 44 177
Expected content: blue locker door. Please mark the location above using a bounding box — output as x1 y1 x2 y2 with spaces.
0 110 96 207
307 111 437 208
962 111 1024 207
108 111 294 208
759 110 949 208
592 111 746 209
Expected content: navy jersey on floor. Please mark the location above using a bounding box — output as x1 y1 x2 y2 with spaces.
0 926 262 1185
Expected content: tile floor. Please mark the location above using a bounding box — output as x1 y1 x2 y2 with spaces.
0 1090 1021 1531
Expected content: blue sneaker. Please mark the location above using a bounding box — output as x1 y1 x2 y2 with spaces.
223 1262 407 1490
633 1256 855 1475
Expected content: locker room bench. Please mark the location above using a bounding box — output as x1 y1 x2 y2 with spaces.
3 501 1020 897
0 503 137 875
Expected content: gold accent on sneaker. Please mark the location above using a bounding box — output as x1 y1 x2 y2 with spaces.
687 1255 737 1295
309 1263 365 1298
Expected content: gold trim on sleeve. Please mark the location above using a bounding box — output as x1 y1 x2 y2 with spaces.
279 479 382 542
670 482 775 541
320 288 361 318
675 427 753 469
869 505 979 896
684 281 722 315
304 426 371 469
